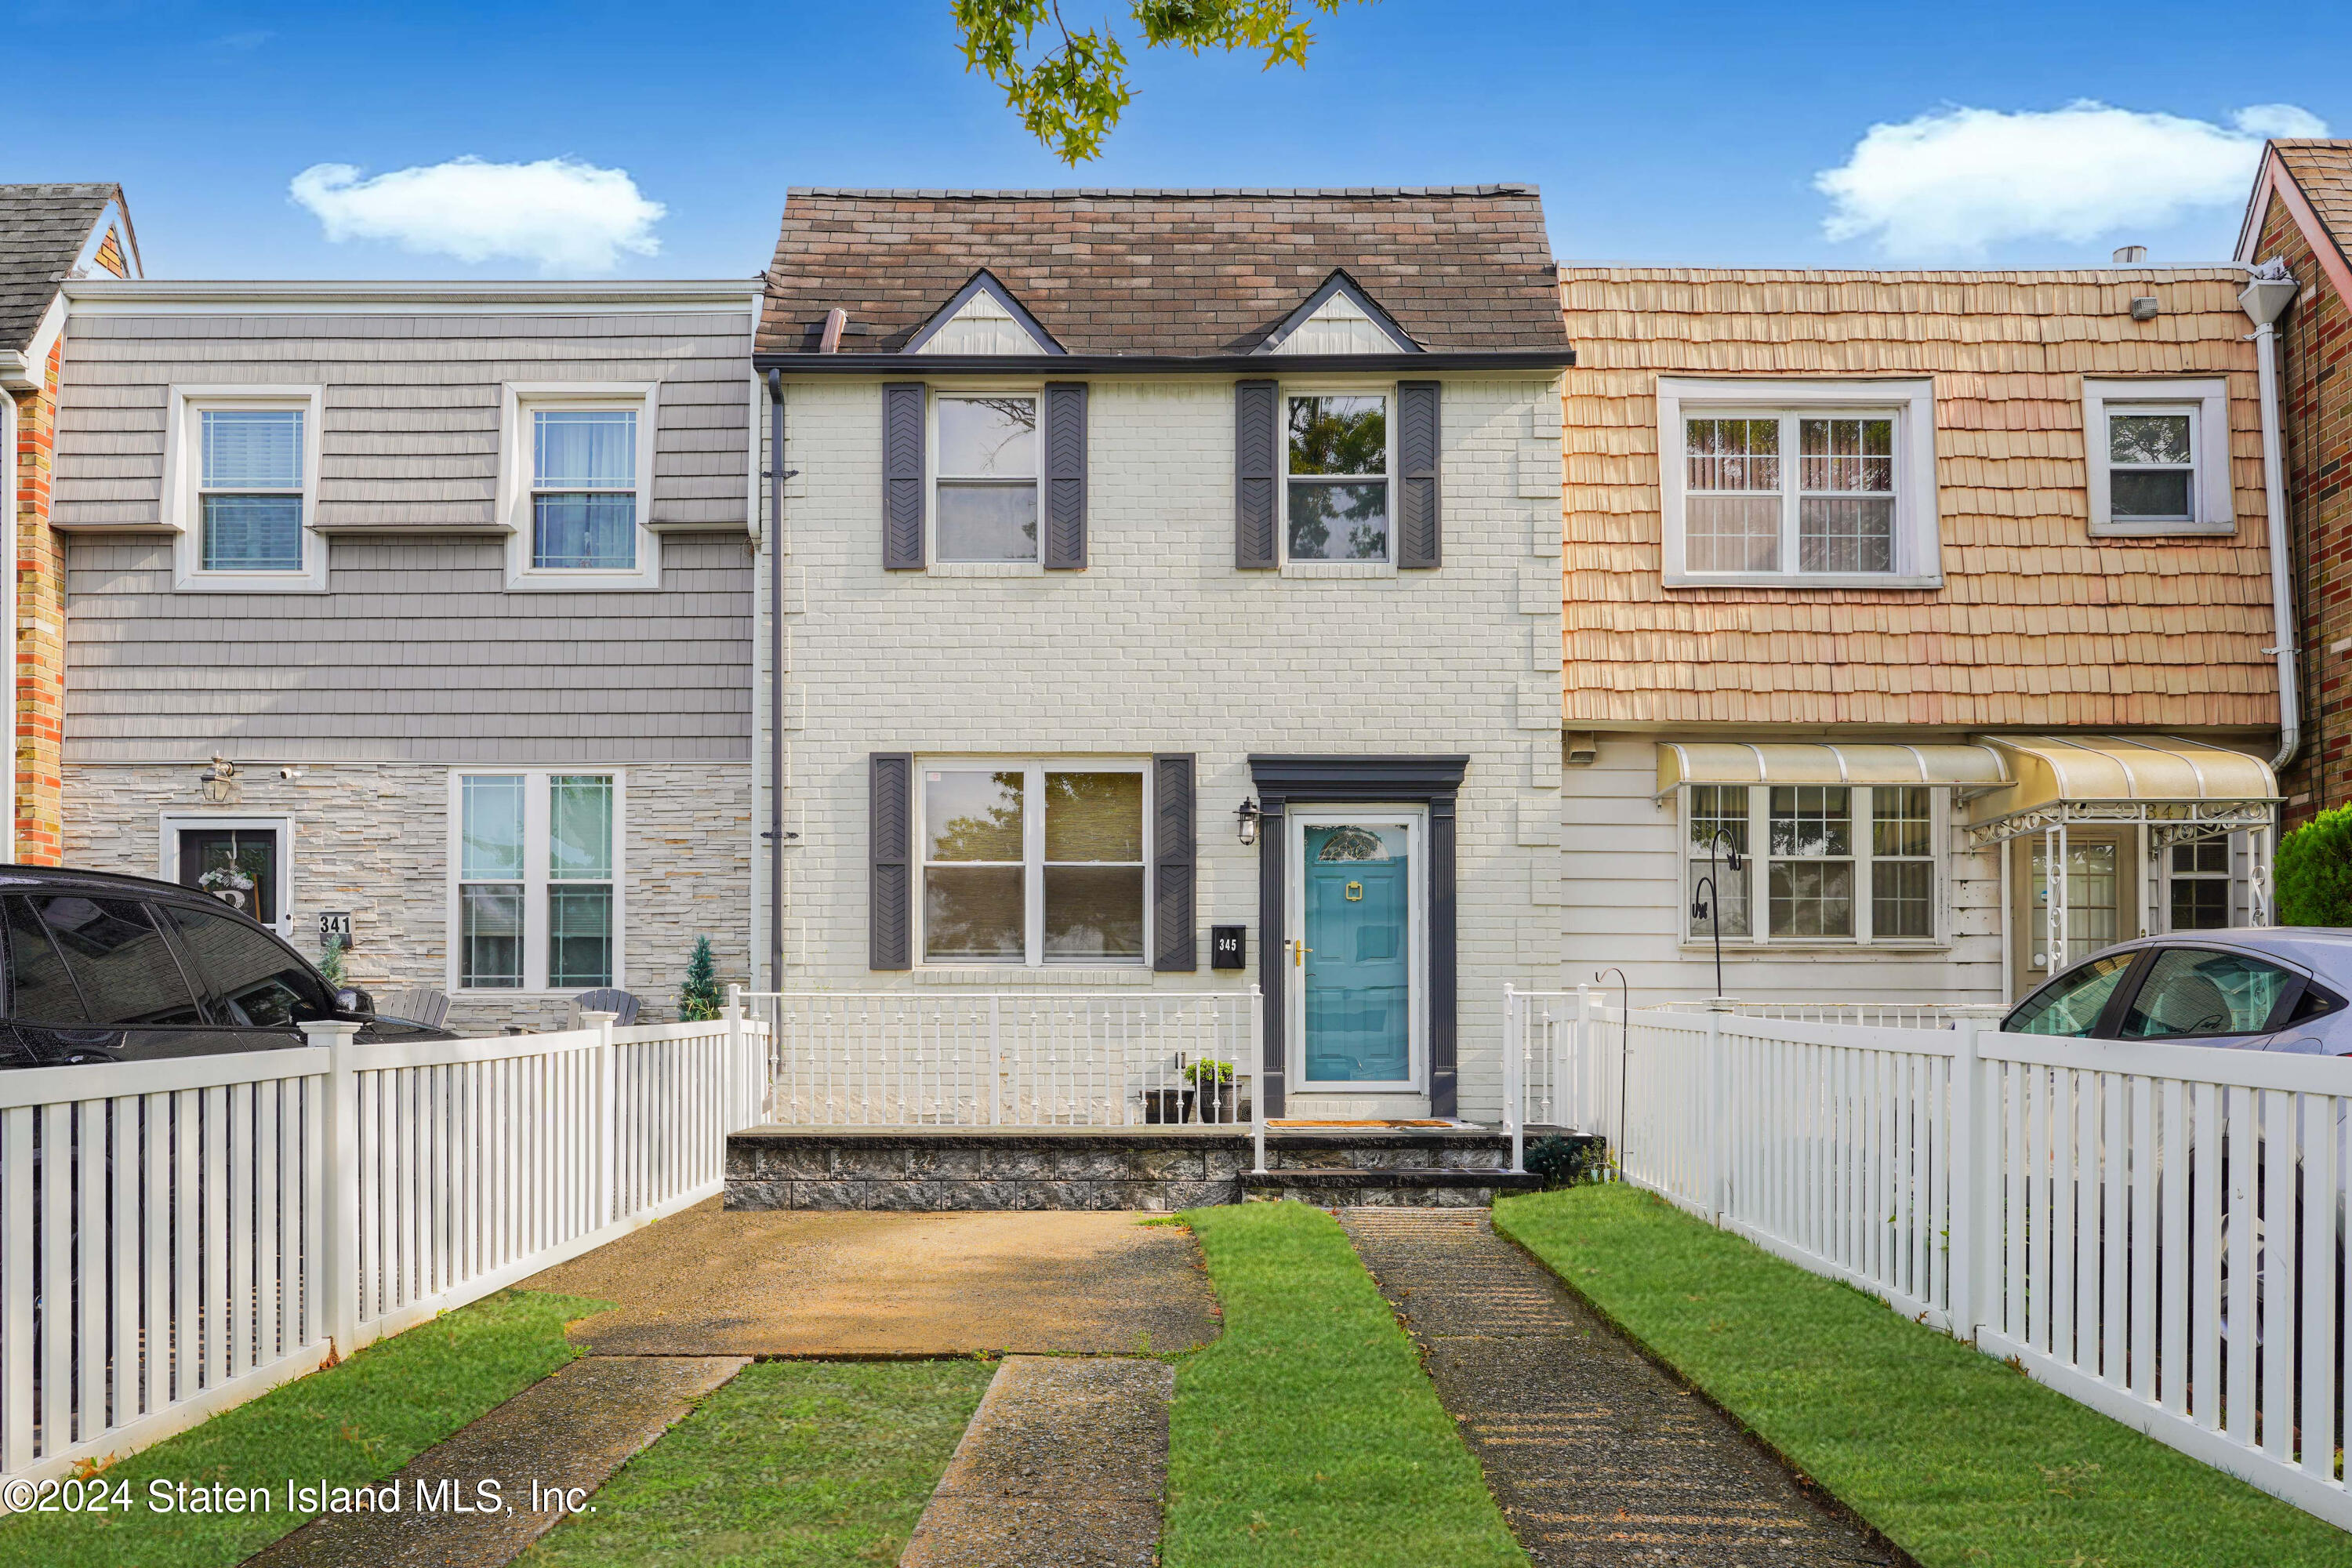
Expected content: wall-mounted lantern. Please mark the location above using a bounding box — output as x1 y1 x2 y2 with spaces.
198 755 241 807
1236 797 1261 846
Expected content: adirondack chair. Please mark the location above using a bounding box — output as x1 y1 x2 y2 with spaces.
376 987 450 1028
568 988 641 1027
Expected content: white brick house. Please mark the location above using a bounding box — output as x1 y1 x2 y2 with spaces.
755 187 1573 1120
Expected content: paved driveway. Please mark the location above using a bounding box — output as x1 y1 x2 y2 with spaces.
524 1200 1221 1356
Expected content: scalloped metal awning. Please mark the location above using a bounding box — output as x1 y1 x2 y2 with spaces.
1958 734 2279 848
1653 741 2011 795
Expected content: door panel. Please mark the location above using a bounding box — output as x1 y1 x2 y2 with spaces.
1300 822 1412 1085
2013 832 2140 996
177 827 282 927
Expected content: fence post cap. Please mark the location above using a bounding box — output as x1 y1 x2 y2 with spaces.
298 1018 363 1047
1704 996 1738 1013
579 1009 619 1027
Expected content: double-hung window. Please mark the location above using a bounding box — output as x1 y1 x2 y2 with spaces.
2082 378 2234 536
169 387 325 591
453 771 620 991
919 761 1146 967
934 394 1040 563
503 385 658 589
1658 378 1939 586
2168 839 2234 931
1285 391 1390 563
1684 784 1940 945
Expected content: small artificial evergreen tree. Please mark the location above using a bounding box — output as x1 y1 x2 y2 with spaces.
679 935 724 1022
318 939 347 989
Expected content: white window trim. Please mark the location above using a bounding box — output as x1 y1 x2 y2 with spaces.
1279 381 1398 576
927 386 1045 574
155 812 296 940
499 382 661 591
2082 377 2234 537
1678 783 1951 950
913 757 1152 971
2160 832 2242 934
1657 376 1941 589
163 385 328 593
445 769 627 996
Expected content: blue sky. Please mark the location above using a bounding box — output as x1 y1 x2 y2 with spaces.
5 0 2342 278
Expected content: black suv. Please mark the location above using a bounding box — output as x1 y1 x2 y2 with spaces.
0 865 452 1067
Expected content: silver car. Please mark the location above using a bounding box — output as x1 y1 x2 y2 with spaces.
2002 928 2351 1051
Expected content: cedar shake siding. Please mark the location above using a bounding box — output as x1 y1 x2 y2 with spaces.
760 186 1569 357
1562 266 2278 732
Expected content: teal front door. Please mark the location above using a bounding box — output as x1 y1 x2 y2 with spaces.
1298 820 1416 1086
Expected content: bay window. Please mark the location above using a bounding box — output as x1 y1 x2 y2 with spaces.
920 760 1147 966
1684 783 1942 945
453 771 621 991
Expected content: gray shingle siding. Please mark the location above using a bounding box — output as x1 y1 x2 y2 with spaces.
53 304 755 764
50 310 753 532
65 532 751 763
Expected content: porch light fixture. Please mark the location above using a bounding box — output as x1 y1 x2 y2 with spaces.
1236 797 1261 846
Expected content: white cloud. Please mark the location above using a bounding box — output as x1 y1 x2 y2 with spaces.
289 157 665 274
1815 101 2328 259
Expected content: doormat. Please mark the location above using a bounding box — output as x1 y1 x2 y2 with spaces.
1266 1119 1461 1129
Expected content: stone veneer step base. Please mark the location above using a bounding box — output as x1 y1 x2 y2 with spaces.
724 1127 1589 1211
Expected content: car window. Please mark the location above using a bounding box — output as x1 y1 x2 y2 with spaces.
29 895 205 1027
165 902 330 1028
2119 948 2297 1040
2007 952 2137 1036
4 896 87 1023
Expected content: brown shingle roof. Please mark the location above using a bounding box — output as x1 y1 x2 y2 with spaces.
0 183 125 354
2266 141 2352 260
757 186 1568 357
1562 265 2277 732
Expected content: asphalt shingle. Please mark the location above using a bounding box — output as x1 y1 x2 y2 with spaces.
757 185 1569 357
0 183 124 354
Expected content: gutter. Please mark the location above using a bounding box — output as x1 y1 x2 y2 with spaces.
2241 262 2303 772
755 348 1577 376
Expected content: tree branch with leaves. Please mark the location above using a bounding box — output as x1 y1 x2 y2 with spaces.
953 0 1372 163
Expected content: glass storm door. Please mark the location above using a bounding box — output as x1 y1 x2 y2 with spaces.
2016 831 2137 991
1293 815 1420 1088
178 827 281 927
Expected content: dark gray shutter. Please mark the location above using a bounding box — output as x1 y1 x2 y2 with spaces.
870 753 913 969
1152 754 1196 971
882 383 925 570
1043 381 1087 569
1397 380 1441 568
1234 379 1278 568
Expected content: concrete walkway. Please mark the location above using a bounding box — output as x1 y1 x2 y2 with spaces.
245 1356 746 1568
524 1202 1221 1356
900 1356 1174 1568
1341 1210 1897 1568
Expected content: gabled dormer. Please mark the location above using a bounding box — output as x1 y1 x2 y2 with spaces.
1254 270 1420 356
903 270 1063 356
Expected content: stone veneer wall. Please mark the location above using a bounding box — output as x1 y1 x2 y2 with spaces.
63 760 752 1033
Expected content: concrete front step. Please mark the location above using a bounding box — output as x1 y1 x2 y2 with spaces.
724 1127 1570 1210
1242 1167 1546 1207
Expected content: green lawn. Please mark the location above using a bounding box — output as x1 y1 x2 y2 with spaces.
514 1358 996 1568
0 1288 608 1568
1163 1202 1526 1568
1494 1185 2352 1568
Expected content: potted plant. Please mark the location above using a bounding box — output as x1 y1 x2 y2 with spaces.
1185 1058 1238 1123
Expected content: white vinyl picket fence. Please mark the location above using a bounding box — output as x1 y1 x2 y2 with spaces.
0 1007 770 1493
1512 989 2352 1530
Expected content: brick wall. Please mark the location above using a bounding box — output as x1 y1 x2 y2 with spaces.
769 374 1566 1121
13 342 65 863
2258 192 2352 824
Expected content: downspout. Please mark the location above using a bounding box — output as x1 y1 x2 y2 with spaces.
766 367 787 989
2241 260 2303 772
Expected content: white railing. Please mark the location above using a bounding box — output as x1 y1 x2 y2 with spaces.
742 988 1267 1170
1522 989 2352 1532
0 1006 771 1492
1658 1000 2009 1028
